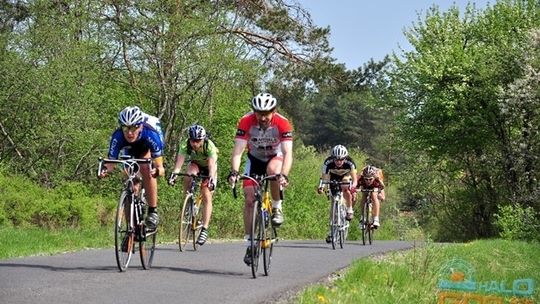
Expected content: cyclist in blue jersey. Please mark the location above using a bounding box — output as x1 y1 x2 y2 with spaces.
99 106 165 231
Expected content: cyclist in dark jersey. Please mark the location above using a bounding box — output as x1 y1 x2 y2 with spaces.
99 106 165 231
318 145 358 243
169 124 218 245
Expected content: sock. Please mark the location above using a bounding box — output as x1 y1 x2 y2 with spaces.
148 207 157 214
244 234 250 247
374 216 379 221
347 207 354 213
272 200 282 209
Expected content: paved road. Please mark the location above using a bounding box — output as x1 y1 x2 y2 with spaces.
0 240 416 304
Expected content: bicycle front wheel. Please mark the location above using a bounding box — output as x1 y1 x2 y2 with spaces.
179 194 194 252
250 201 262 278
263 216 276 276
115 191 134 271
140 228 157 269
192 199 203 251
338 204 347 249
330 201 339 250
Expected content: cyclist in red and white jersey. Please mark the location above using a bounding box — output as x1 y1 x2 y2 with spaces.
357 165 385 227
228 93 293 266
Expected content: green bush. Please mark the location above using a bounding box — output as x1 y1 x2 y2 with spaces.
494 204 540 242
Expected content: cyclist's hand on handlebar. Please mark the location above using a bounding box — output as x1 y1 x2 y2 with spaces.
208 178 216 192
227 170 239 185
279 174 289 187
168 173 177 186
98 168 108 179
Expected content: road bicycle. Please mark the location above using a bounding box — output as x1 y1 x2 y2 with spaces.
233 174 281 278
321 180 350 250
169 172 207 252
359 188 377 245
98 157 157 271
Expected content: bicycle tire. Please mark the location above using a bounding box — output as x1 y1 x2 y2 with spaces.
330 200 338 250
140 228 156 269
368 200 374 245
178 194 194 252
262 213 276 276
250 201 262 278
115 191 134 271
361 200 368 246
338 203 346 249
192 197 203 251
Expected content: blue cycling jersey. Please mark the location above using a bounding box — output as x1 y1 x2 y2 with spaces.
107 123 164 159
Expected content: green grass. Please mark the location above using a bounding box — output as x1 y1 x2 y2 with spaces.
0 226 116 259
293 239 540 304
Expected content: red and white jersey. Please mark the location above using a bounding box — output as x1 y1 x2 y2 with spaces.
235 112 293 162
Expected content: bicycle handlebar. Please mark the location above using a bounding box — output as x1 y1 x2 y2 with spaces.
169 172 209 180
97 157 153 178
232 174 283 200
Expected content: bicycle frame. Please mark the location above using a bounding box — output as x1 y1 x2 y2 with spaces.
170 172 208 251
321 180 350 249
233 174 282 278
98 157 157 271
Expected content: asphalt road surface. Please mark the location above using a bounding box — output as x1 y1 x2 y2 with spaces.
0 240 417 304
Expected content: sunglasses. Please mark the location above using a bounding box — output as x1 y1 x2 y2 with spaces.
363 177 375 181
121 125 141 132
189 138 203 143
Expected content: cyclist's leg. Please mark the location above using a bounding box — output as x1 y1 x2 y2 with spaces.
341 183 354 220
372 191 381 227
138 150 159 229
267 156 284 225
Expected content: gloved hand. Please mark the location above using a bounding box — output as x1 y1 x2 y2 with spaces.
168 173 177 186
317 187 324 194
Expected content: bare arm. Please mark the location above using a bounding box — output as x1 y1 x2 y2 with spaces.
230 138 247 173
172 154 186 174
280 140 293 176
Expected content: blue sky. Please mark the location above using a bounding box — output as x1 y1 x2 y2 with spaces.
298 0 493 70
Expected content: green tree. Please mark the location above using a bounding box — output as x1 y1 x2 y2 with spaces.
390 0 540 240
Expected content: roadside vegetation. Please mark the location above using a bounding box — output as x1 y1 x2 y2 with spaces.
294 239 540 304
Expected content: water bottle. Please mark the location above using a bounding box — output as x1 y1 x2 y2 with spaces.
263 210 269 226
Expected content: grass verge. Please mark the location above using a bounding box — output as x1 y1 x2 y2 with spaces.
293 239 540 304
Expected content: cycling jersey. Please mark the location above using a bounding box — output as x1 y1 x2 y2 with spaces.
142 113 164 143
358 167 385 190
321 156 357 180
235 112 293 162
178 139 218 168
108 123 164 159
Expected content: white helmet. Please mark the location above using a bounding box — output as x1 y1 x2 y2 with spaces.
118 106 144 126
188 124 206 140
363 165 377 177
251 93 277 112
331 145 348 160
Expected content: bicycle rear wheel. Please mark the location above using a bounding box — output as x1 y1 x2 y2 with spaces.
263 213 276 276
115 191 134 271
140 228 157 269
178 194 194 252
250 201 262 278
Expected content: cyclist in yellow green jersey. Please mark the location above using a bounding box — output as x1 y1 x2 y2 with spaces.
169 125 218 245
